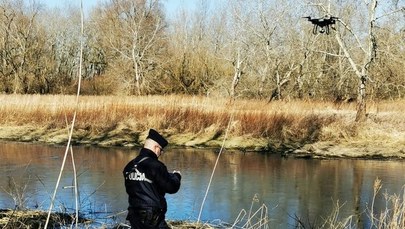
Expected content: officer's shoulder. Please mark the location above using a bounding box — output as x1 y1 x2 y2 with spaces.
123 160 135 171
148 159 166 167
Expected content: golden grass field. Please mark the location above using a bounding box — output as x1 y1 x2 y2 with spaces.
0 94 404 158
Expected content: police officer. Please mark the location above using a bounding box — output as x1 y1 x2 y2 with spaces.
123 129 182 229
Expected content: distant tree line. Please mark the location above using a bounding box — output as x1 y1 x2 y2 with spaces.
0 0 404 101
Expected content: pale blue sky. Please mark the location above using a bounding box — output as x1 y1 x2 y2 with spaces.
39 0 197 16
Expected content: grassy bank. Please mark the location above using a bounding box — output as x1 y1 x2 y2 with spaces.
0 209 89 228
0 94 404 158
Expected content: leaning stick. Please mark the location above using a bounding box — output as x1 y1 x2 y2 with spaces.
197 101 236 223
44 0 84 228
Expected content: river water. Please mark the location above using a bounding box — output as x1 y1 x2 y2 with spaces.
0 142 404 228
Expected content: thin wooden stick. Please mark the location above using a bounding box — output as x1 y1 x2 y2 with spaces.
197 101 236 223
70 146 79 227
44 0 84 228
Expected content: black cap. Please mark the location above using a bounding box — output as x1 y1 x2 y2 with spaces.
147 129 168 148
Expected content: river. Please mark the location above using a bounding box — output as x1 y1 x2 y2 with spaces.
0 142 404 228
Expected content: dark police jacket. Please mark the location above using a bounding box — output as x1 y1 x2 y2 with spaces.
123 148 181 212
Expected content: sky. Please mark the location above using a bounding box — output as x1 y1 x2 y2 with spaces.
39 0 198 16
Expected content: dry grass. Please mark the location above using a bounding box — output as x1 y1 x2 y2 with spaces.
317 178 405 229
0 209 89 228
0 94 403 153
369 178 405 229
0 94 341 134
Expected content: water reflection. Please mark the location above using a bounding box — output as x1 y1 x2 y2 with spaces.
0 142 405 228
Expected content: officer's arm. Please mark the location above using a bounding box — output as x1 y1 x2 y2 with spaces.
154 164 181 194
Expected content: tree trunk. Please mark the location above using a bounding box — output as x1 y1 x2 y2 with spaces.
230 67 241 98
355 76 367 121
132 50 142 96
230 50 243 98
355 0 377 122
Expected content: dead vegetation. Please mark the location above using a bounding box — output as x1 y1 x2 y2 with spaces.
0 209 89 228
0 94 404 158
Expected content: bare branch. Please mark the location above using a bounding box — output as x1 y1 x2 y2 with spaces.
311 50 346 58
336 19 367 54
375 7 405 21
334 32 362 79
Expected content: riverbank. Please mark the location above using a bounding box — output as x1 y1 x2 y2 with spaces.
0 94 404 159
0 209 89 228
0 209 211 228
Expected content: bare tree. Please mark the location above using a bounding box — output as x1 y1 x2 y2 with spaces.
0 0 44 93
91 0 166 95
162 0 227 95
240 0 281 99
222 0 299 100
41 5 83 94
370 19 405 99
220 0 255 99
332 1 377 121
0 0 402 100
304 0 405 121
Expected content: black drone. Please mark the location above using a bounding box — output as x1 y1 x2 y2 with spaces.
303 15 339 35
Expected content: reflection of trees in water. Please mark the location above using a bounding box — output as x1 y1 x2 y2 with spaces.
284 160 356 227
0 143 136 211
282 159 405 228
2 143 405 226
